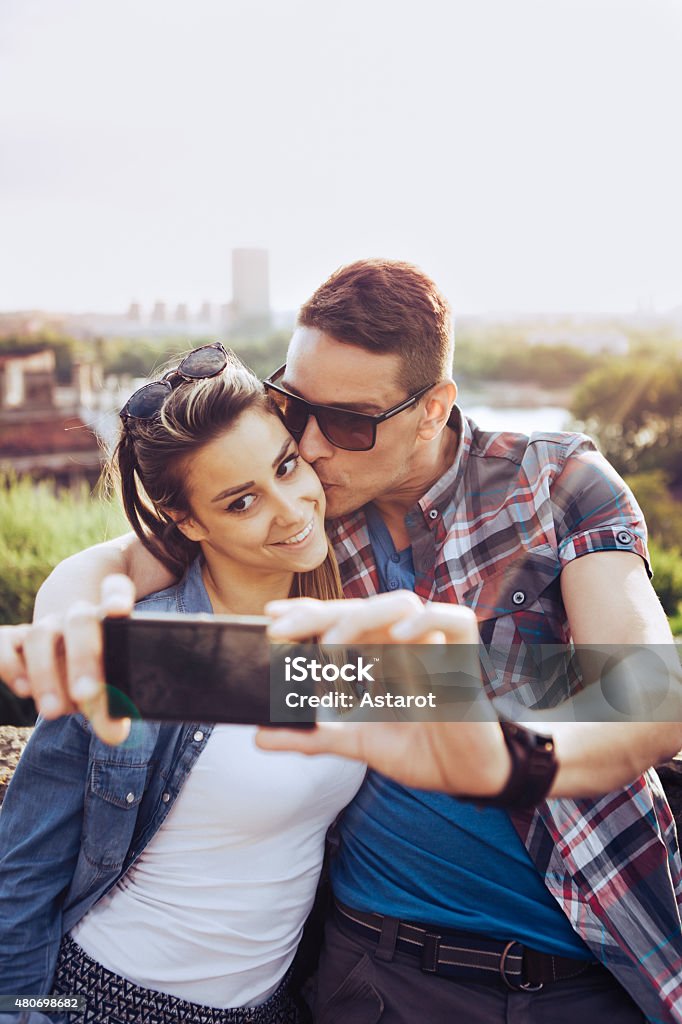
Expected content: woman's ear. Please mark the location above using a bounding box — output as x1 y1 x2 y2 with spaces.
166 509 207 543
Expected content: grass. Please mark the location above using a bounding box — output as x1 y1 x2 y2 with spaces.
0 473 128 624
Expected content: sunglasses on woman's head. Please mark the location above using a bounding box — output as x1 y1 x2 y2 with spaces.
263 364 435 452
119 343 229 421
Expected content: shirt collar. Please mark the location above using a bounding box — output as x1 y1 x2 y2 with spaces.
179 557 214 614
414 404 471 522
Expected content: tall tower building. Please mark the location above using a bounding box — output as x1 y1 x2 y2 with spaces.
231 248 270 324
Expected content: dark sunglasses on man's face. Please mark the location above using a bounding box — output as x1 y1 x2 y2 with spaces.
262 364 435 452
119 343 229 420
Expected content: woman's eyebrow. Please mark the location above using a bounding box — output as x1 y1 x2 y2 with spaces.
211 439 294 502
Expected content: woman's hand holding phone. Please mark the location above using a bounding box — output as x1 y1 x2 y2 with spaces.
0 575 135 745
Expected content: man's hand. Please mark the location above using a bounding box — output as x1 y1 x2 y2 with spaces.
265 590 474 646
0 575 135 745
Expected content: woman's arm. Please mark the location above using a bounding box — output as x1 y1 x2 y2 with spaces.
1 578 134 744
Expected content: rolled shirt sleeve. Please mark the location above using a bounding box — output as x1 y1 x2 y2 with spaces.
550 446 651 576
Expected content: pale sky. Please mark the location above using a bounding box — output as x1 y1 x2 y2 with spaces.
1 0 680 316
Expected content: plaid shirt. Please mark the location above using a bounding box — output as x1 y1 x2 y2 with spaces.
326 408 682 1024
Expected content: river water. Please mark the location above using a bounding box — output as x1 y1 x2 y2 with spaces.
464 404 571 435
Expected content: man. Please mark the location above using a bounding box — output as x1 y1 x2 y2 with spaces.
2 259 682 1022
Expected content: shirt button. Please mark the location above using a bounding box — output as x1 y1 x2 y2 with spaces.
162 792 170 803
389 580 399 590
616 530 633 545
193 730 204 742
428 509 439 520
512 591 526 606
125 792 135 804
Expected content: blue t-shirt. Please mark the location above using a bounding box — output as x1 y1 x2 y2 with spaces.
331 504 592 959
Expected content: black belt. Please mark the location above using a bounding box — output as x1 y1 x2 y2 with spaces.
334 900 600 991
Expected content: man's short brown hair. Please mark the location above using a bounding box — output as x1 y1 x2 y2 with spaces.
297 258 454 394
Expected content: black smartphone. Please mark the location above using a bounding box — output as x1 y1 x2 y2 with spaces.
103 612 314 727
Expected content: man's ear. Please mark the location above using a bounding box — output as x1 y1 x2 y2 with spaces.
166 509 207 543
417 380 457 440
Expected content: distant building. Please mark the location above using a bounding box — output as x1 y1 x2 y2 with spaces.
0 349 102 487
0 349 56 409
151 301 167 324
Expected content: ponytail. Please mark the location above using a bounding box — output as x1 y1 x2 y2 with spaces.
111 428 199 578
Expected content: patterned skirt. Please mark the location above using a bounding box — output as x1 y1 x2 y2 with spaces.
52 933 303 1024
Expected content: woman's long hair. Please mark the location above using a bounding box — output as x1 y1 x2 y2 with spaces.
109 350 343 601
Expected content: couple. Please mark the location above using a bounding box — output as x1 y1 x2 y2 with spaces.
2 259 682 1024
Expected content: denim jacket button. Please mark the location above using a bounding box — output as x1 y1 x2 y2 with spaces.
193 730 204 743
162 792 171 803
125 792 135 804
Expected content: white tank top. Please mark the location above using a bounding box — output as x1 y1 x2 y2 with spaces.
72 725 365 1007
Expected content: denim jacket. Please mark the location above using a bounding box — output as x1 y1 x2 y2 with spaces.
0 560 219 1016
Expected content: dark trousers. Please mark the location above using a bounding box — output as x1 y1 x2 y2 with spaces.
314 913 646 1024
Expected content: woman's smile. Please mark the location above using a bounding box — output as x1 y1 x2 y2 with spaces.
270 517 316 548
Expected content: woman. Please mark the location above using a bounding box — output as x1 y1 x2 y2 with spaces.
0 343 366 1024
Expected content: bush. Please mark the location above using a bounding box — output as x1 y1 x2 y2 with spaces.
0 474 128 624
99 332 291 382
626 471 682 551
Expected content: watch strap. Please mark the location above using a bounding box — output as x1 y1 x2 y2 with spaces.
466 720 558 810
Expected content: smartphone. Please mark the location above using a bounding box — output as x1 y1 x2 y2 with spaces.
103 612 314 727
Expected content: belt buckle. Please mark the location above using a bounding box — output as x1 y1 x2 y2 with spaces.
499 941 544 992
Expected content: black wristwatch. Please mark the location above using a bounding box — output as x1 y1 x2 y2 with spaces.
467 720 558 810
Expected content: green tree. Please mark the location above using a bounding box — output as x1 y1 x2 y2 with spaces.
625 471 682 550
101 338 191 378
571 359 682 486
